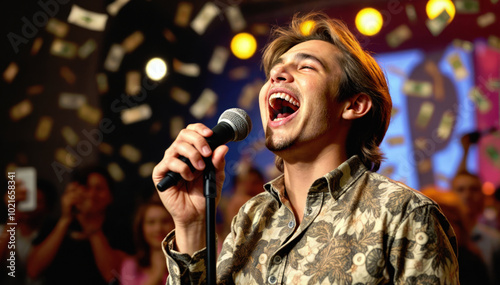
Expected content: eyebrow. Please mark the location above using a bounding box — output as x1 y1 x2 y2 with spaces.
270 52 328 72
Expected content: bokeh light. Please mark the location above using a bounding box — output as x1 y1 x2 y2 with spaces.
300 20 315 36
230 32 257 60
426 0 455 23
145 57 168 81
483 181 496 196
355 8 383 36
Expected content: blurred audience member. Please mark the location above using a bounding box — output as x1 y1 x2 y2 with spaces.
27 167 132 285
1 178 56 285
422 187 490 285
454 131 500 284
451 172 500 285
119 197 174 285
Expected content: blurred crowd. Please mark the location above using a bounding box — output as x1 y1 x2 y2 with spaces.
1 134 500 285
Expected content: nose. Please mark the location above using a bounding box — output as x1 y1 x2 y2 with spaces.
270 65 293 83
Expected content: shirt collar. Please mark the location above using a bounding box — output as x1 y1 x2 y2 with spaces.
264 155 367 202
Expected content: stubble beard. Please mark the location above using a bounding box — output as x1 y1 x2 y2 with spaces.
264 126 296 152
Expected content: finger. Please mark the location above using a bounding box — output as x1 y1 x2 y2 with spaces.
153 142 203 186
161 154 198 182
186 123 213 138
177 126 213 157
172 141 206 171
212 145 229 171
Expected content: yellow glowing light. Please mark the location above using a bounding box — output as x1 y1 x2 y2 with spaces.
426 0 455 23
300 20 315 36
230 33 257 60
145 57 167 81
355 8 383 36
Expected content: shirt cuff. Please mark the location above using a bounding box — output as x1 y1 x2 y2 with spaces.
162 229 208 280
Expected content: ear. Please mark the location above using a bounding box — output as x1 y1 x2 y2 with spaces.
341 93 372 120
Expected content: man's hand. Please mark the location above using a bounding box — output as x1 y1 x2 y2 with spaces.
152 123 228 254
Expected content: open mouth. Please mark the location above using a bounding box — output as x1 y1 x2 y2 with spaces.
269 92 300 121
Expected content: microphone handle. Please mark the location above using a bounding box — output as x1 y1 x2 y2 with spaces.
157 122 234 192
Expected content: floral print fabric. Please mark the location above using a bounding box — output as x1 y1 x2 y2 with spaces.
163 155 459 284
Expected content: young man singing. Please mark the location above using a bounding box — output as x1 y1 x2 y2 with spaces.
153 12 459 284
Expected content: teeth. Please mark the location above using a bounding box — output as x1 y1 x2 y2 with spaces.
269 92 300 107
273 117 285 121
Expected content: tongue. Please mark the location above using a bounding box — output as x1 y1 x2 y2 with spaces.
277 113 292 119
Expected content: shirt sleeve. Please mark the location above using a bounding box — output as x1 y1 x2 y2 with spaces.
389 204 460 284
162 230 208 285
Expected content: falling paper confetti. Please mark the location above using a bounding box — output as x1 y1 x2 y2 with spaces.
190 89 218 119
170 86 191 105
170 116 185 140
403 79 433 98
46 18 69 37
68 5 108 32
415 101 435 129
190 2 220 35
59 93 87 109
35 116 53 141
425 10 450 36
104 44 125 72
78 104 102 125
436 110 455 140
468 87 492 113
125 71 141 95
10 99 33 121
225 6 246 32
78 39 97 59
174 2 193 27
50 39 78 59
3 62 19 83
107 0 130 16
120 144 142 163
122 31 144 53
107 162 124 182
60 66 76 84
447 53 469 80
121 104 152 124
386 24 412 48
31 37 43 55
26 85 44 96
208 46 229 74
61 126 80 146
173 58 200 77
96 73 109 94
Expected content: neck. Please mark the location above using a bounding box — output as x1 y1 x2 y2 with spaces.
281 143 347 223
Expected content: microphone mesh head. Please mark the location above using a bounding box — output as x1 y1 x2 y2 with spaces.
218 108 252 141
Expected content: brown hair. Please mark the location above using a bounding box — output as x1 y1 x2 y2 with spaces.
262 12 392 172
133 197 170 268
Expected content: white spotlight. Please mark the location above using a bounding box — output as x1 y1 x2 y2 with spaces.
145 57 168 81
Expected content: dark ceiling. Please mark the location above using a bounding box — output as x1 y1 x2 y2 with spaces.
1 0 499 210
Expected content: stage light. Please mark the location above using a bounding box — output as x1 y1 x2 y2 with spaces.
230 32 257 60
355 8 383 36
145 57 167 81
483 181 496 196
426 0 455 22
300 20 315 36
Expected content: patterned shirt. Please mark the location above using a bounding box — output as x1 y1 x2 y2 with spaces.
163 156 459 284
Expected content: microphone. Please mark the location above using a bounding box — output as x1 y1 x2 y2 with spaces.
157 108 252 191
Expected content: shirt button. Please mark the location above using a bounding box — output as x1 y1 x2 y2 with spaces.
305 207 313 216
268 275 277 284
288 221 295 228
273 255 282 264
